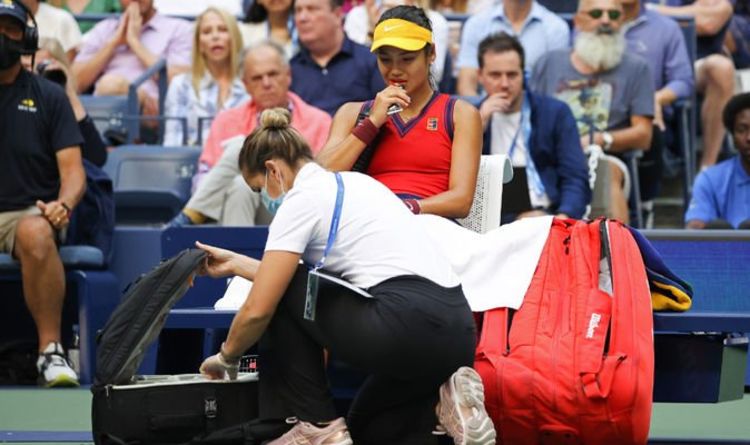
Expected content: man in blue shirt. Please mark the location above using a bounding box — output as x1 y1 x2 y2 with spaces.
290 0 385 116
476 33 590 222
455 0 570 96
621 0 694 205
685 92 750 229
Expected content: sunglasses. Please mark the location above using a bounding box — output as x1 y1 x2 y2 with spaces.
585 9 622 20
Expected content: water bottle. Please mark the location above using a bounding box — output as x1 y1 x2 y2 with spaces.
68 324 80 375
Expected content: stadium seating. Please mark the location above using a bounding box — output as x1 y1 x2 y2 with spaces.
80 58 173 145
79 94 129 145
103 145 201 225
674 17 699 209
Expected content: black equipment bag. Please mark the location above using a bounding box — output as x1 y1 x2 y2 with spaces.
92 374 259 445
91 248 259 445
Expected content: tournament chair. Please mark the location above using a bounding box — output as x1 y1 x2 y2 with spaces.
457 154 513 233
79 95 129 144
103 145 201 225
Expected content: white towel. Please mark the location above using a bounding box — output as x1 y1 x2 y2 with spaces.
213 276 252 310
212 216 552 312
416 214 552 311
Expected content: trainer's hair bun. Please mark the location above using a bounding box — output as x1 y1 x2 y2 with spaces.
259 107 291 130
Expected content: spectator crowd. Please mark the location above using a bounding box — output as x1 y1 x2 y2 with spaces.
12 0 739 230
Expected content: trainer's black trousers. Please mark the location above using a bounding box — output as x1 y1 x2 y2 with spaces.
258 265 476 444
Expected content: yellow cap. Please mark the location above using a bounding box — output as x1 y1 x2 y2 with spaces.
370 18 433 52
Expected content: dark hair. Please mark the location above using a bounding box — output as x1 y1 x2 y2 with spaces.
723 92 750 132
377 5 434 58
329 0 343 9
477 32 525 71
245 0 269 23
245 0 295 23
378 5 433 34
238 108 313 174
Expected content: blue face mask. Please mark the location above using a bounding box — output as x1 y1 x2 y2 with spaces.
260 170 286 215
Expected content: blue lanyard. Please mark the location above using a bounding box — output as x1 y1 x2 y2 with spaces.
508 97 546 199
313 172 344 271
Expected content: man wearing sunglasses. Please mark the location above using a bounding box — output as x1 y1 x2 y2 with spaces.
531 0 655 225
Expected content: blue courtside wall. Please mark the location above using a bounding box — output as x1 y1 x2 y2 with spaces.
643 230 750 312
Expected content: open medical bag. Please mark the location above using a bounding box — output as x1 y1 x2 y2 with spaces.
91 249 259 444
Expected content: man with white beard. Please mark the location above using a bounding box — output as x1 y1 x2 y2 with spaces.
531 0 654 224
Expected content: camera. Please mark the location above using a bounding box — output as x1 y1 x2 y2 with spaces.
36 60 67 87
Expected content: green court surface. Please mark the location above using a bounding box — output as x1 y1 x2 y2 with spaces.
0 387 748 444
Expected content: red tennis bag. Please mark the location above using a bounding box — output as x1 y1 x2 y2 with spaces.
475 218 654 445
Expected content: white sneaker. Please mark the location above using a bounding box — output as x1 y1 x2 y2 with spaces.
37 342 79 388
436 367 496 445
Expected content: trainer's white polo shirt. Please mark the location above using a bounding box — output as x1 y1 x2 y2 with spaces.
265 162 459 289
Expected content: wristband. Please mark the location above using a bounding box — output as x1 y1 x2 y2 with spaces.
402 198 421 215
219 342 241 365
351 117 379 145
60 202 72 217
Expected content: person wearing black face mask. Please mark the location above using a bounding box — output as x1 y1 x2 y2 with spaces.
0 0 86 387
0 33 21 68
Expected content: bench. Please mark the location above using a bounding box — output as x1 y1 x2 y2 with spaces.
643 230 750 402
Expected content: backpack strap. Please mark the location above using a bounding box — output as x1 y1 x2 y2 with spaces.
352 100 379 173
578 219 623 400
476 308 511 359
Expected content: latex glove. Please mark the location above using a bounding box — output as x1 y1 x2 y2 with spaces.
199 352 239 381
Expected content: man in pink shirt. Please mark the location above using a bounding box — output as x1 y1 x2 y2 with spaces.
170 41 332 227
72 0 192 114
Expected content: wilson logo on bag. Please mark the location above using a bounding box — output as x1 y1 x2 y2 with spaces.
475 218 654 445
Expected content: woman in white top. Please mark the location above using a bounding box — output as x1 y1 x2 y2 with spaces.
162 7 249 146
239 0 296 58
197 108 495 445
344 0 449 83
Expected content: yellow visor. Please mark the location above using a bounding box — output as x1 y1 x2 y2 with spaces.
370 18 433 52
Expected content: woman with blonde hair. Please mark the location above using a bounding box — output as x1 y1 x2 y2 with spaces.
163 7 249 146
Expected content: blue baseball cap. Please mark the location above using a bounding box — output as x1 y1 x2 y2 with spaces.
0 0 27 28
